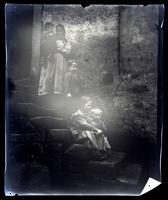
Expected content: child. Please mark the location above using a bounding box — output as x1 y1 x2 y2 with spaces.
64 61 81 97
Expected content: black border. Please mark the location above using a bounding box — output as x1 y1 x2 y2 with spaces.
1 0 167 199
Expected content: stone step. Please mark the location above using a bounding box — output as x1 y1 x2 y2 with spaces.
42 147 64 168
20 164 50 192
15 103 63 118
34 94 67 109
115 163 142 185
45 143 64 160
30 116 68 130
13 77 38 86
10 133 45 143
34 95 80 115
64 144 89 161
71 174 119 192
10 143 43 161
48 129 72 144
86 151 126 179
9 116 42 135
11 91 35 103
14 83 37 95
11 90 80 116
11 92 72 116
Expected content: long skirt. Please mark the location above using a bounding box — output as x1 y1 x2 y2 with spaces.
38 53 68 95
72 129 111 152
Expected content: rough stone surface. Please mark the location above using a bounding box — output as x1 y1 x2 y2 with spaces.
42 5 119 91
48 129 72 143
87 151 126 178
116 163 142 185
10 133 45 142
30 116 68 130
5 5 161 195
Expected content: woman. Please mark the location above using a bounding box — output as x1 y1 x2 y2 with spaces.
70 97 111 159
38 23 71 95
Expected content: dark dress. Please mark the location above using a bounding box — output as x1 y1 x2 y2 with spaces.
70 108 111 153
38 32 71 95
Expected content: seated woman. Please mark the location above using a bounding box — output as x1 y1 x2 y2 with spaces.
70 96 111 160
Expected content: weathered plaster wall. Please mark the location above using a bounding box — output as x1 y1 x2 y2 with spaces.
119 5 158 74
38 5 159 140
8 5 159 141
111 5 159 141
41 5 119 90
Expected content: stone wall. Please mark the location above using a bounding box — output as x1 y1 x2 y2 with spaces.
119 5 158 74
36 5 160 141
41 5 119 90
113 5 159 141
7 5 160 141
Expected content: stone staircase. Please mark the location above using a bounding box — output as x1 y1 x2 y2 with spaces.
7 77 144 195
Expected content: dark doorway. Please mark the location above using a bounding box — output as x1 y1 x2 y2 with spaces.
6 5 33 80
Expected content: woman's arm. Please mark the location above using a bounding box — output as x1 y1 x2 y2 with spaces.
72 115 102 133
41 34 57 56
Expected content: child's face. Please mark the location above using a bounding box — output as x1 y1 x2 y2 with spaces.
96 114 101 120
70 62 77 71
92 113 101 120
91 109 102 120
70 66 77 71
48 26 54 33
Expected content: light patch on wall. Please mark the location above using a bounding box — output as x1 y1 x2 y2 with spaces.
131 27 144 44
41 5 118 42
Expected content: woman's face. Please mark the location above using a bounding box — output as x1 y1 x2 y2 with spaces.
48 26 54 33
84 100 92 110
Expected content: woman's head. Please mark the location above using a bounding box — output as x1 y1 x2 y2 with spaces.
56 24 65 39
84 100 92 110
81 96 104 112
81 96 92 111
44 22 54 32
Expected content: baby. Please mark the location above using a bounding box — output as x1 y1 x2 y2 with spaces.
55 39 71 54
89 108 104 134
90 108 111 150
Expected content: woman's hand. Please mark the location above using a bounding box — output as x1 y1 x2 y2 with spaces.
97 129 102 134
56 40 64 49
